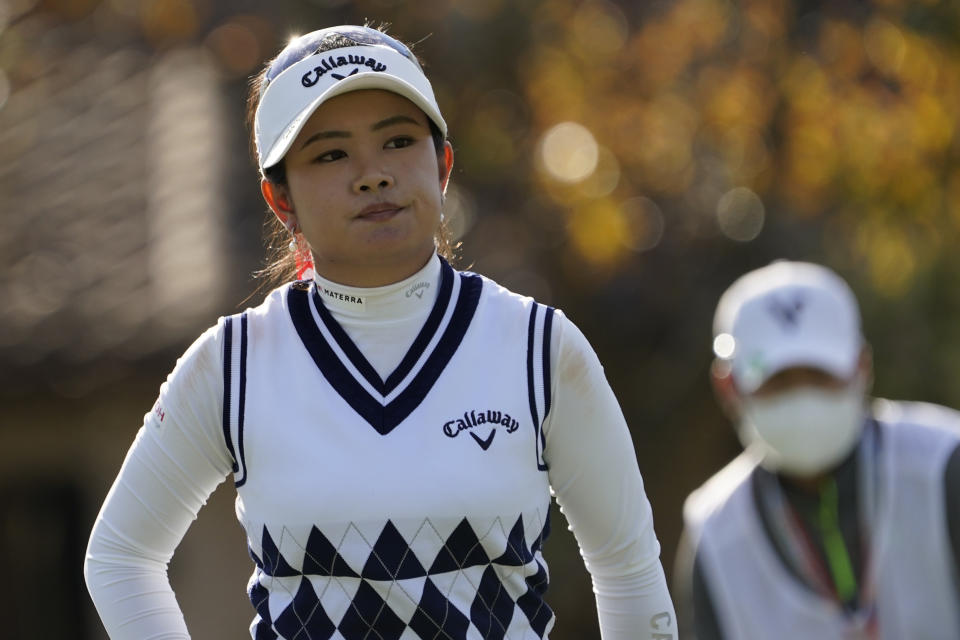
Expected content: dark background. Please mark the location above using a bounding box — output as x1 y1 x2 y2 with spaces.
2 0 959 637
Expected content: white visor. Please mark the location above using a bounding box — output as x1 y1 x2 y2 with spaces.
255 44 447 172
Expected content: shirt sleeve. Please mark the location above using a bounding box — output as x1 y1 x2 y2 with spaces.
83 322 235 639
543 312 677 640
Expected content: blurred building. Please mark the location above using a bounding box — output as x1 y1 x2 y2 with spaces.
0 3 260 637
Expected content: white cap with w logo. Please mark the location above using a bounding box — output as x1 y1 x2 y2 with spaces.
713 261 863 394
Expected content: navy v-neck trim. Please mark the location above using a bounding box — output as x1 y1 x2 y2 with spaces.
288 264 482 435
311 258 455 396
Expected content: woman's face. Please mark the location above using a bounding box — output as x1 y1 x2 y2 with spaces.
273 89 452 286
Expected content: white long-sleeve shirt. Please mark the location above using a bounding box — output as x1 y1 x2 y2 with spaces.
84 255 676 639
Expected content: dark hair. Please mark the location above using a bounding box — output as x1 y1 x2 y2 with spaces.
245 27 456 293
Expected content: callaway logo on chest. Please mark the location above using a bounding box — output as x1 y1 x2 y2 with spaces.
443 409 521 450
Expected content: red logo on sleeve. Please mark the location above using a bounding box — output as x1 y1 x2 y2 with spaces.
152 401 165 423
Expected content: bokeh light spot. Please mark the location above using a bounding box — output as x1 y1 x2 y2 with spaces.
630 93 697 193
855 219 916 297
442 184 475 242
571 0 628 60
620 196 665 252
577 146 621 198
539 121 599 184
713 333 735 359
205 20 263 76
717 187 765 241
718 126 770 181
864 18 906 76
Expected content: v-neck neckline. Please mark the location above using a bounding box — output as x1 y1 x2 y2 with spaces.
312 258 454 396
287 259 483 435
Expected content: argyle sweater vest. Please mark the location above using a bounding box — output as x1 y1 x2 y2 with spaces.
221 261 557 640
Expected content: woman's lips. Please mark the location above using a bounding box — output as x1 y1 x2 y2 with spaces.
357 203 404 221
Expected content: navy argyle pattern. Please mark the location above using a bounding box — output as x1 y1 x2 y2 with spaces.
246 511 553 639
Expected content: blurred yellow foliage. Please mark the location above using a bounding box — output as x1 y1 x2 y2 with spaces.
7 0 960 304
854 218 917 297
567 199 630 267
519 0 960 297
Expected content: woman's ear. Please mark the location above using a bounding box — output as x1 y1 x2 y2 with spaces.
439 141 454 193
261 179 296 226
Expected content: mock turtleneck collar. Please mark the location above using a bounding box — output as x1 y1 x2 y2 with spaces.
311 254 441 318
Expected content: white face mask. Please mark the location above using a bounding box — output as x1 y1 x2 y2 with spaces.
738 382 865 476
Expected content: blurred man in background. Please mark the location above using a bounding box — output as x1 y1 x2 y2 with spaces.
674 260 960 639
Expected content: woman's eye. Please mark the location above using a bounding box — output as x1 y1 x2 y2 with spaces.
314 149 346 163
386 136 414 149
